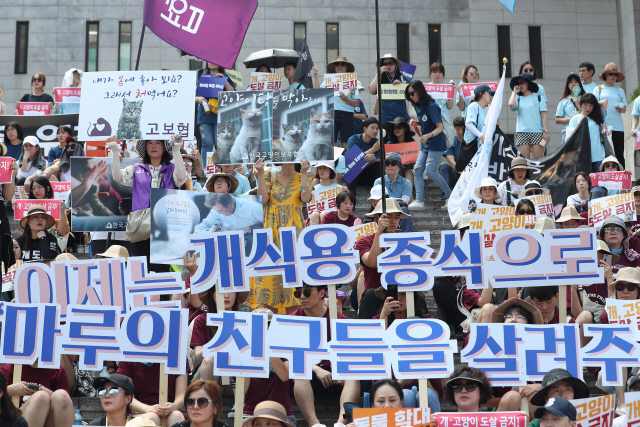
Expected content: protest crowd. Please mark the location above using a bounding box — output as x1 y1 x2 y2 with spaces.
5 8 640 427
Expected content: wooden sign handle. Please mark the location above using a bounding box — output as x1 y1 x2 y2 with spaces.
12 364 21 407
159 364 168 427
405 292 429 409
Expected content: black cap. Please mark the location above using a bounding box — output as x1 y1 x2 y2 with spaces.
473 84 495 96
533 397 577 421
530 369 590 406
93 373 135 396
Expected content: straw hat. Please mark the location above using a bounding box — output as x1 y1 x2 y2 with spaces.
327 56 355 73
242 401 295 427
365 198 410 218
555 205 582 223
534 217 556 235
252 307 274 322
374 286 425 301
491 297 544 325
135 139 174 161
95 245 129 261
55 253 78 261
19 205 55 230
518 181 550 198
314 160 337 180
205 173 239 193
377 53 402 69
457 213 472 229
610 267 640 292
599 155 623 172
597 239 620 265
182 153 202 173
509 157 534 172
125 417 156 427
473 177 500 200
599 62 625 82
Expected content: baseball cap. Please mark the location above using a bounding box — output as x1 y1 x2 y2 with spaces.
533 397 577 421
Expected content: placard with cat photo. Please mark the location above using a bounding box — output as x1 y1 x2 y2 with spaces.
78 70 197 141
69 157 140 232
272 88 334 162
216 90 273 164
149 188 263 265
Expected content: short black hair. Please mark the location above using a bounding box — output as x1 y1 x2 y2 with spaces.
529 286 559 302
204 192 235 209
363 117 379 129
370 380 403 403
302 281 328 298
504 306 533 324
453 116 465 128
573 172 592 190
3 121 23 142
284 61 297 69
579 62 595 74
336 190 356 208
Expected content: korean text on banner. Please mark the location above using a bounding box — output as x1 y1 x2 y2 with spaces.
379 84 407 100
469 203 536 248
1 261 23 293
343 145 370 184
385 141 419 164
590 171 632 191
323 73 358 96
78 70 197 141
460 82 499 98
353 222 377 241
54 87 81 103
308 186 341 214
625 391 640 426
249 73 282 91
352 408 430 427
605 298 640 340
14 200 60 221
0 158 13 184
399 62 416 82
588 192 636 227
205 153 221 176
570 395 615 427
434 412 528 427
18 102 51 116
196 75 228 98
524 194 555 219
51 182 71 201
226 70 243 88
424 83 455 100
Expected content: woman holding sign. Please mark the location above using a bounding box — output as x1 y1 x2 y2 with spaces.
443 367 492 414
16 72 54 114
16 136 46 186
15 204 60 261
429 63 454 121
456 65 480 114
27 176 68 236
368 54 409 124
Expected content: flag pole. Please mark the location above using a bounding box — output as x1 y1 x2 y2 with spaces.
135 24 147 71
374 0 386 215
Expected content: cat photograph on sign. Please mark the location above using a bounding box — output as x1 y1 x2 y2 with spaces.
216 90 273 164
272 88 334 162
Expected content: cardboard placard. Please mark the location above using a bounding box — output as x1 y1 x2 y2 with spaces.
343 145 371 184
14 200 60 221
385 141 419 164
590 171 632 191
424 83 455 100
51 182 71 201
226 70 243 88
524 193 555 219
570 395 615 427
379 83 407 100
323 73 358 96
460 82 498 98
18 102 51 116
434 412 527 427
249 72 282 91
308 186 341 214
196 75 227 99
0 157 13 184
54 87 81 103
605 298 640 340
588 192 636 227
352 408 430 427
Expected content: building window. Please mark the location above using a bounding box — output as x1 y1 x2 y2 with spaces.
189 59 203 70
14 22 29 75
294 22 306 53
118 22 132 71
529 26 543 78
326 23 338 64
428 24 441 66
85 21 99 72
497 25 512 78
396 23 410 64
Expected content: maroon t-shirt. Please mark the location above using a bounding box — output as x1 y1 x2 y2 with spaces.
628 220 640 236
190 313 212 348
355 234 382 291
1 364 69 404
117 362 178 405
289 306 347 368
321 211 361 227
243 373 292 415
185 275 205 319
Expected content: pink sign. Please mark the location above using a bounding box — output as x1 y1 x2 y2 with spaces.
53 87 81 103
590 171 632 191
435 412 528 427
424 83 455 100
51 182 71 200
17 102 51 116
460 82 498 98
0 157 13 184
14 200 61 221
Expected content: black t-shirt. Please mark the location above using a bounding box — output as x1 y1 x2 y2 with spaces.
16 232 60 261
0 414 28 427
20 93 54 103
88 417 106 426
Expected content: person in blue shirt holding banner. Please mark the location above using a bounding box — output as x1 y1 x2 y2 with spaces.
509 73 549 159
405 80 451 209
456 65 480 115
567 93 608 172
346 117 382 194
555 74 584 143
369 54 409 123
429 62 454 121
55 68 82 114
594 62 628 167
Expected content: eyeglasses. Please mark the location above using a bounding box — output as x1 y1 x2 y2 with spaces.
32 78 43 82
393 125 405 130
451 383 479 393
523 68 535 73
603 226 624 234
616 283 639 292
335 62 348 67
184 161 193 166
468 72 480 77
517 209 533 215
97 387 122 398
505 314 527 321
528 190 543 195
518 80 528 85
184 397 213 409
214 179 227 184
382 61 395 67
293 288 314 298
407 91 417 97
385 161 398 167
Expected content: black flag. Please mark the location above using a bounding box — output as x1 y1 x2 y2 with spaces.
293 37 314 89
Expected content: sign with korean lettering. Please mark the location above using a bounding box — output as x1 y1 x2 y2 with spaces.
434 412 528 427
308 186 341 214
12 186 29 202
196 75 227 98
353 222 377 241
588 192 636 227
385 141 419 164
460 82 498 98
249 73 282 91
399 62 416 82
226 70 243 88
352 408 430 427
51 182 71 201
18 102 51 116
323 73 358 96
424 83 455 100
78 70 197 141
0 157 13 184
14 200 60 221
590 171 632 191
625 391 640 426
54 87 81 103
217 90 273 164
343 145 371 184
524 194 555 219
1 261 23 293
570 395 615 427
469 203 536 248
205 153 222 176
379 84 407 100
0 114 79 157
605 298 640 340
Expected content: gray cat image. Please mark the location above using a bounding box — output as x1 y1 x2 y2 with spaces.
116 99 143 140
272 124 303 162
296 108 334 161
216 123 235 164
229 107 264 164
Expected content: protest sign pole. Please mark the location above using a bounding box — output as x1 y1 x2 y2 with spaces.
328 284 338 320
234 378 245 427
159 364 168 427
405 292 429 409
134 24 146 71
559 287 567 323
374 0 386 213
215 290 231 386
11 365 21 407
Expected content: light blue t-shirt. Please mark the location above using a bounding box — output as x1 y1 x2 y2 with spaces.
373 175 412 199
568 114 606 162
464 102 488 144
336 155 346 174
632 97 640 116
593 85 627 131
582 81 597 94
511 93 546 133
536 84 547 106
555 97 581 142
320 82 361 113
287 82 306 90
435 98 451 121
234 171 251 194
58 103 80 114
455 89 474 116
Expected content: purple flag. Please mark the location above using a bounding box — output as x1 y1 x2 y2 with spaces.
143 0 258 69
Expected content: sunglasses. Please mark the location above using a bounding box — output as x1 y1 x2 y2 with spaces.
605 72 620 77
603 163 618 169
518 80 528 85
523 68 535 73
451 383 479 393
293 288 314 298
603 226 624 234
97 387 122 398
468 72 480 77
184 161 193 166
32 78 43 82
407 91 417 97
385 161 398 167
528 190 543 195
616 283 639 292
184 397 213 409
393 125 406 130
517 209 533 215
382 61 395 67
335 62 348 67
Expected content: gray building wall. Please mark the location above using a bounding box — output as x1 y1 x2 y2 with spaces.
0 0 637 153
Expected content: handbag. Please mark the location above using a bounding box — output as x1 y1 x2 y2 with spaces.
457 285 482 333
125 170 165 243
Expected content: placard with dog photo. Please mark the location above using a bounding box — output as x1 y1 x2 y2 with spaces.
216 90 273 164
272 88 334 162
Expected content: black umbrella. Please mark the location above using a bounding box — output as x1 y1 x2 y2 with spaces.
243 48 300 69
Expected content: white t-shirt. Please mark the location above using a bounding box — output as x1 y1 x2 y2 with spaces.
498 179 528 206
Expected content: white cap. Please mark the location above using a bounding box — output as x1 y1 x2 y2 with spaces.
357 80 364 90
23 135 40 146
369 184 383 200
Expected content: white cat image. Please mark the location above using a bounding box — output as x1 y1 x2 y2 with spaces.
216 123 235 164
229 107 264 164
272 124 303 162
296 108 334 162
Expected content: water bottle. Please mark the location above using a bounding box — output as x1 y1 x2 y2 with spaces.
74 409 83 425
99 366 109 378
